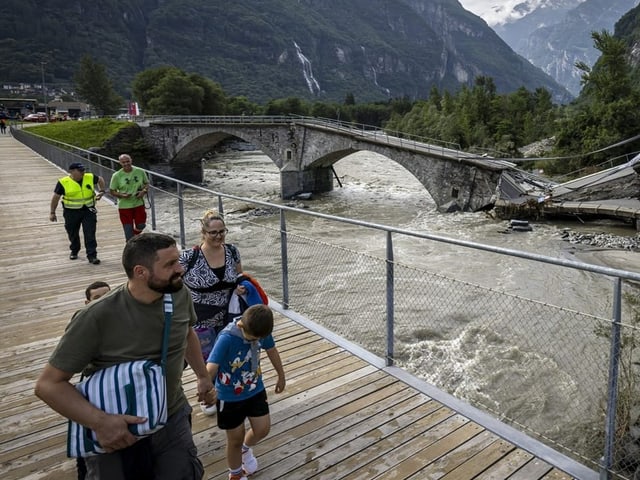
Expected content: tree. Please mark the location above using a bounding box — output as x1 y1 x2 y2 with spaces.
578 31 632 103
188 73 227 115
132 67 227 115
74 55 123 116
554 30 640 169
147 71 204 115
226 96 262 116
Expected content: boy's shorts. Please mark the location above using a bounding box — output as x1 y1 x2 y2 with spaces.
217 390 269 430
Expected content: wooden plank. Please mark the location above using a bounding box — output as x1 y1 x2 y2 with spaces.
507 459 555 479
440 439 516 479
371 421 485 479
408 430 501 479
473 448 536 479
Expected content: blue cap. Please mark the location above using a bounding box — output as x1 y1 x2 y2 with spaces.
69 162 85 170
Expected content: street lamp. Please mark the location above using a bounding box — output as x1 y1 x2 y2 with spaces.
41 62 47 120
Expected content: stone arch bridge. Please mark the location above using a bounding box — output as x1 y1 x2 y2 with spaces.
141 116 516 212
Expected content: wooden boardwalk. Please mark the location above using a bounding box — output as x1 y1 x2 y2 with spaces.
0 132 596 479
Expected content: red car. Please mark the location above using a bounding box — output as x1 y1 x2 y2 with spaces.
24 113 48 123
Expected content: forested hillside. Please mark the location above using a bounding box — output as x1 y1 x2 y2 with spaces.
1 0 570 103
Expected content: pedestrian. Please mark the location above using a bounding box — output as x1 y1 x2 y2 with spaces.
49 162 105 264
35 232 214 480
0 118 6 134
180 210 245 365
205 304 286 480
76 280 111 480
109 154 149 241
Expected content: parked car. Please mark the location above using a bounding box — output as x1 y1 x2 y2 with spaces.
24 113 47 123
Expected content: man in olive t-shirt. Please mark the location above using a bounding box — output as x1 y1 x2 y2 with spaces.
35 233 215 479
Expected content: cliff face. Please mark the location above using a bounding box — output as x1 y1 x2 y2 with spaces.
493 0 639 96
1 0 570 103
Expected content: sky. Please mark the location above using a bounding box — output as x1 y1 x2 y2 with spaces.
457 0 526 26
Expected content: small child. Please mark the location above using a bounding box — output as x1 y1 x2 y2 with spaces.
205 304 285 480
84 280 111 304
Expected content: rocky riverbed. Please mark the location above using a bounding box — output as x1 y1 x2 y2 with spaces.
561 230 640 273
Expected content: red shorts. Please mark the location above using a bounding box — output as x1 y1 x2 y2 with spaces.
118 205 147 231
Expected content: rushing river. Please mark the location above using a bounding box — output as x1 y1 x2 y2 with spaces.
155 149 639 465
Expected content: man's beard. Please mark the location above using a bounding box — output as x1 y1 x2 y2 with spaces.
148 272 184 294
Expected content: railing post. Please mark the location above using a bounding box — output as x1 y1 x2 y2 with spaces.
148 177 157 231
217 195 224 216
177 183 186 249
601 277 623 480
386 231 394 366
280 210 289 309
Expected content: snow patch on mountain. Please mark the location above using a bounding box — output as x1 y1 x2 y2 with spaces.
459 0 586 27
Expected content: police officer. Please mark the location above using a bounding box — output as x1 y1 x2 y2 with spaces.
49 162 106 264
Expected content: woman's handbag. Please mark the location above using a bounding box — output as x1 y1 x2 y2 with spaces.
67 294 173 458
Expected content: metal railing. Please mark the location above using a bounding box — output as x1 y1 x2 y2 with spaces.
14 126 640 479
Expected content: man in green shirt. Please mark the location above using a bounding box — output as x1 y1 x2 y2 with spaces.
35 233 215 479
109 154 149 241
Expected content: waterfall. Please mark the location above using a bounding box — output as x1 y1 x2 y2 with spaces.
293 42 321 94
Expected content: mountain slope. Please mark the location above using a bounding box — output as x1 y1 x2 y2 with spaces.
0 0 571 103
493 0 639 96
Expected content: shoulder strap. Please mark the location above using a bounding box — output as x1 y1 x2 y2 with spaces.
227 244 240 265
160 294 173 375
185 245 201 274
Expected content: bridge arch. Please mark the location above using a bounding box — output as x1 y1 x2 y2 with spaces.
143 117 507 212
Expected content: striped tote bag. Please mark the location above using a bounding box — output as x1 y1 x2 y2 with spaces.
67 360 168 457
66 294 173 458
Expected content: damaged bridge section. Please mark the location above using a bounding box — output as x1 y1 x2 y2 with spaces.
494 154 640 228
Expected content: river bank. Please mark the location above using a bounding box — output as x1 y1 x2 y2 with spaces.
575 248 640 272
561 231 640 272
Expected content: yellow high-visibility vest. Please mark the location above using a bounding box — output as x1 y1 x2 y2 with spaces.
60 173 95 209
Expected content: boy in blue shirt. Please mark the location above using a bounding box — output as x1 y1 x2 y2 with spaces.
205 304 285 480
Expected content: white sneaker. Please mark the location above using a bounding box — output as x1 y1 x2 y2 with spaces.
200 403 216 416
242 448 258 475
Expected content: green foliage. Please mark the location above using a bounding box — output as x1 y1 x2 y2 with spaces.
225 96 263 116
553 31 640 172
74 56 124 116
384 76 558 156
263 98 311 116
29 119 128 150
132 67 227 115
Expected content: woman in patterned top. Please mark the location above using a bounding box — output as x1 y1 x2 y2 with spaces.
179 210 245 363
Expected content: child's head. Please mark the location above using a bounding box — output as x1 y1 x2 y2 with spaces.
238 304 273 340
85 281 111 304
